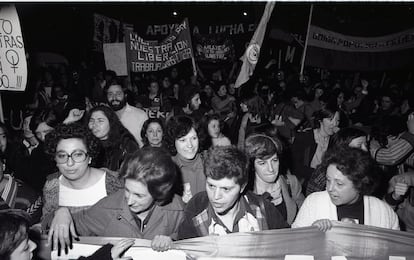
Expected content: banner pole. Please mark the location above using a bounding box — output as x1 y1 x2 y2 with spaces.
0 93 4 123
191 56 197 77
300 4 314 77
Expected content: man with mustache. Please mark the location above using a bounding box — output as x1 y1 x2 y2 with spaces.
106 84 148 148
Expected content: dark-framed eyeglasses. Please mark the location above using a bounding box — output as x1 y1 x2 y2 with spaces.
55 150 88 164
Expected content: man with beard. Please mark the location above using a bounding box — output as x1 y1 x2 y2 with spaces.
168 84 204 124
106 84 148 147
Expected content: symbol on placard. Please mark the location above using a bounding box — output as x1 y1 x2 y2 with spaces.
16 75 22 88
0 74 9 88
5 50 19 73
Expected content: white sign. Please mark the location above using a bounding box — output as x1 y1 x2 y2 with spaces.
103 43 127 76
0 5 27 91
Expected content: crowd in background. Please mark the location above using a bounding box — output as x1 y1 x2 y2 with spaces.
1 58 414 259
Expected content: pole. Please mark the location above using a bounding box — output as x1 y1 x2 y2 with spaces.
0 93 4 123
278 49 282 69
300 4 314 77
191 56 197 77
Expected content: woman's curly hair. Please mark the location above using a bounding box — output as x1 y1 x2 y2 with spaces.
44 123 100 161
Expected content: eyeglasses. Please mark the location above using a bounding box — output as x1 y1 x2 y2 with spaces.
55 150 88 164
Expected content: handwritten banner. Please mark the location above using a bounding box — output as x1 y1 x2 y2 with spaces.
194 34 235 63
309 25 414 53
145 22 257 36
0 5 27 91
126 18 194 72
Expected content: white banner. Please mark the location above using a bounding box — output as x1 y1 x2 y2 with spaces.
308 25 414 53
0 5 27 91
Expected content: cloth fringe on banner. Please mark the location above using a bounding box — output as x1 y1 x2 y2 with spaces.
234 2 275 88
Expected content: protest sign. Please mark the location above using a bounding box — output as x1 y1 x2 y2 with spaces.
194 33 235 63
93 13 129 52
0 5 27 92
308 25 414 53
103 43 127 76
126 18 194 72
306 25 414 71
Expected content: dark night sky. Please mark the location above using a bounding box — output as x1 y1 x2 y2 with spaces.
11 2 414 63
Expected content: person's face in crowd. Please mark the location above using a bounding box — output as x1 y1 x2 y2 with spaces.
88 111 110 140
291 97 304 109
9 238 37 260
227 83 236 96
349 136 368 152
320 112 340 136
207 119 220 138
173 84 180 98
171 68 178 79
254 153 280 183
189 93 201 111
35 122 54 143
0 127 7 153
162 77 170 89
124 179 154 214
217 85 227 97
206 177 245 215
315 88 324 99
55 138 90 182
337 92 345 106
381 96 393 110
204 84 213 97
175 127 198 160
149 82 159 95
146 122 163 147
107 85 127 111
326 164 360 206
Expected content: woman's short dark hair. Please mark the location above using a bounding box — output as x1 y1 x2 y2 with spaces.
328 127 367 149
319 147 377 195
204 145 248 186
86 105 134 148
29 107 59 134
140 118 165 146
119 147 176 205
313 102 339 128
165 115 199 155
44 123 100 161
0 209 30 260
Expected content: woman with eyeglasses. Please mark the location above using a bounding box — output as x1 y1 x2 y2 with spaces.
41 123 123 230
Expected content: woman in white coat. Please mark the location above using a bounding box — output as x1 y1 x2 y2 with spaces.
292 146 399 231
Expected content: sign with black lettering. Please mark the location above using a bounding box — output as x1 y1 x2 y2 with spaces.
194 33 235 63
0 5 27 91
126 18 194 72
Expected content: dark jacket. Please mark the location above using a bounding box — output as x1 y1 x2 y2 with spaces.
71 190 185 240
290 130 317 182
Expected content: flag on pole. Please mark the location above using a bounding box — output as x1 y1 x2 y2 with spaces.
234 2 275 88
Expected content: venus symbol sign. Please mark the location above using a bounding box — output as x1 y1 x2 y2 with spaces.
0 5 27 91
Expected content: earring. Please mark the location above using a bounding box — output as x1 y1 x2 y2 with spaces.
89 158 92 164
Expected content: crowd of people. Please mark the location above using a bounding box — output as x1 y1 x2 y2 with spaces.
1 61 414 260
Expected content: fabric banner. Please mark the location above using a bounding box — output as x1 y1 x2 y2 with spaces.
194 33 235 63
93 13 125 52
308 25 414 53
235 2 275 88
39 223 414 260
0 5 27 91
126 18 194 72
